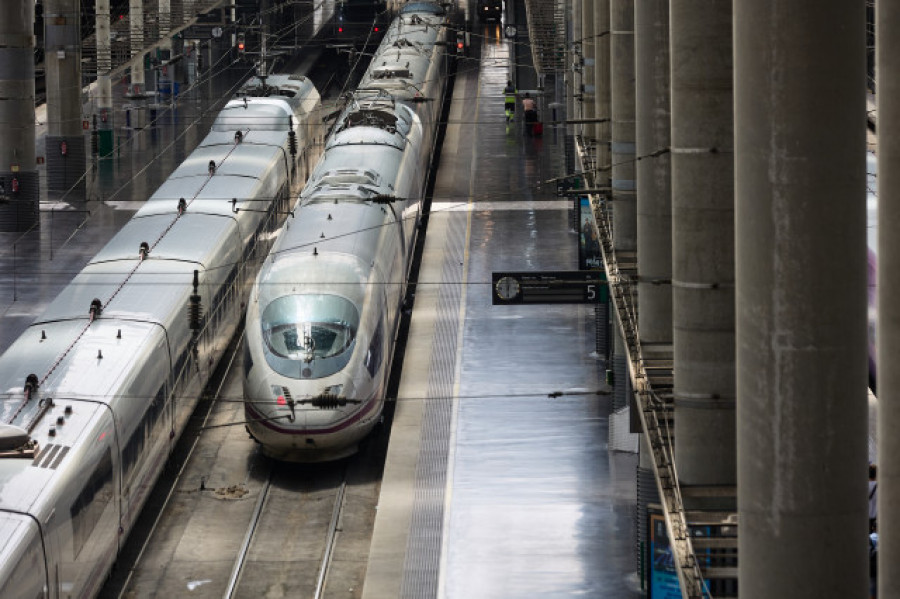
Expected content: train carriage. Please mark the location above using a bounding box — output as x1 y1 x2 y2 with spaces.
243 1 450 462
0 74 322 598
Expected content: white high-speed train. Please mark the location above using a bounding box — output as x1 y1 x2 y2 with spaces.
0 74 322 598
243 1 450 461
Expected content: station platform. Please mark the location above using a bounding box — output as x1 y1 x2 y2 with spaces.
362 22 642 599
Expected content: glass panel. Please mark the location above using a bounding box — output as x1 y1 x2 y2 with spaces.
260 295 360 379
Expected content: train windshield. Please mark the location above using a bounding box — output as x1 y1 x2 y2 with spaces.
261 294 359 378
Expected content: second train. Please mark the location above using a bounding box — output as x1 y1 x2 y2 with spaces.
243 0 452 461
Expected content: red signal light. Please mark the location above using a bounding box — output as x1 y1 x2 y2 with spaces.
374 26 379 32
338 26 343 33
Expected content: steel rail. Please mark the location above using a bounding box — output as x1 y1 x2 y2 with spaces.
314 478 348 599
575 137 711 599
116 328 246 599
223 462 275 599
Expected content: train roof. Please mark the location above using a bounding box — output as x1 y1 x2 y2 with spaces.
237 74 318 102
36 261 204 324
90 213 237 266
144 176 261 216
266 200 387 281
0 469 55 527
213 101 295 132
256 251 372 310
230 74 321 119
202 128 292 150
303 149 404 201
327 96 417 151
358 4 445 99
299 97 422 205
0 319 160 425
28 213 241 361
137 137 286 217
172 142 285 179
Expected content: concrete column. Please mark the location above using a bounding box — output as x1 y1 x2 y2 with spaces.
260 0 270 78
635 0 671 345
184 0 196 25
876 3 900 597
0 1 38 231
670 0 734 486
127 0 151 130
736 1 868 597
157 0 174 106
129 0 145 95
610 0 635 252
572 0 582 138
593 0 610 189
581 0 595 144
45 0 85 199
159 0 171 41
565 0 574 133
96 0 114 157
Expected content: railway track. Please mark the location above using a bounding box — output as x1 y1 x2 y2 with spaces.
223 460 351 598
86 37 396 599
101 326 388 599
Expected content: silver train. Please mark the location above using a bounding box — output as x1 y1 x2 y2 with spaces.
243 1 450 461
0 74 322 598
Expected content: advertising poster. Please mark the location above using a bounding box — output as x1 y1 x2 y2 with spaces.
649 512 682 599
578 196 602 271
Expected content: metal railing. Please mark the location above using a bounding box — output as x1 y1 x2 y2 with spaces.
576 137 712 599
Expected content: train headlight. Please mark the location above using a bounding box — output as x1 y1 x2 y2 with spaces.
271 384 293 407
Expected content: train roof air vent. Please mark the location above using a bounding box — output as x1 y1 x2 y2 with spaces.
33 443 70 469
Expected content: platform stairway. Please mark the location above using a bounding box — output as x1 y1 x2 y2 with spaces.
577 138 738 598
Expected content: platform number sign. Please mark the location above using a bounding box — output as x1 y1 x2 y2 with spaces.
491 271 607 305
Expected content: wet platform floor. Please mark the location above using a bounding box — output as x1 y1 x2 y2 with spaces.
363 22 642 599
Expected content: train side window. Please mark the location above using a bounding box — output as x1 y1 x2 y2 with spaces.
122 384 166 485
70 448 113 559
364 319 384 377
122 425 144 484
